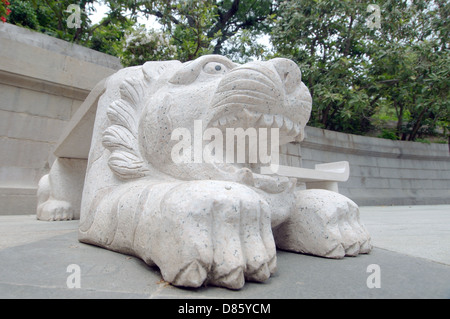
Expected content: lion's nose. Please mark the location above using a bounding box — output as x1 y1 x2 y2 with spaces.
270 58 302 95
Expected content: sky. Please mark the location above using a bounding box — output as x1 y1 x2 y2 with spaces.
89 1 160 29
89 2 109 25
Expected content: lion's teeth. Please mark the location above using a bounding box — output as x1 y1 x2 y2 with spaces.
287 125 296 136
264 114 275 126
274 115 284 128
257 114 274 126
293 123 301 136
243 109 261 123
213 113 301 138
283 118 294 131
225 115 237 124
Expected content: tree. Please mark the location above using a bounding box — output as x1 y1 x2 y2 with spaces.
5 0 448 142
271 0 449 140
87 15 135 57
271 0 377 134
7 0 97 42
119 25 177 66
6 0 137 59
106 0 276 62
367 0 449 141
7 1 276 65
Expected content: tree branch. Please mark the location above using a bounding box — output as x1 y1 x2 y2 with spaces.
207 0 240 38
146 9 181 25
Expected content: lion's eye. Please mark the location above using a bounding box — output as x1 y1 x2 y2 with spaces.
203 62 228 75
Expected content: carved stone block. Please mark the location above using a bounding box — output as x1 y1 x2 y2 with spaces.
38 55 371 289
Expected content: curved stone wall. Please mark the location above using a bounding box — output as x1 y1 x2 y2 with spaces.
281 126 450 206
0 23 121 215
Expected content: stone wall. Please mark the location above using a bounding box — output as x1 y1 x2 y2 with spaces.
0 23 122 215
281 127 450 206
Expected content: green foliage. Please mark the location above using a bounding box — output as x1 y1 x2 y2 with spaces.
7 0 96 42
222 28 270 64
119 25 177 66
121 0 276 63
367 0 450 141
271 0 376 134
6 0 39 28
86 16 134 57
378 129 399 141
4 0 449 143
271 0 449 141
0 0 11 23
169 0 219 61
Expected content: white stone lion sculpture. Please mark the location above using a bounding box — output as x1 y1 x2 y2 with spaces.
37 55 371 290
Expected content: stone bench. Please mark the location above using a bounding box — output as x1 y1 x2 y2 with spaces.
36 77 350 221
36 80 104 221
260 161 350 193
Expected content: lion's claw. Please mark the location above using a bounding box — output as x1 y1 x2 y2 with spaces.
154 180 277 289
274 189 372 259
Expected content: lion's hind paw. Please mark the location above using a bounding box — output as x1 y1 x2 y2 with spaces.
37 200 74 221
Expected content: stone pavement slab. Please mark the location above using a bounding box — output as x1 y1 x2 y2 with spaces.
360 205 450 266
0 206 449 299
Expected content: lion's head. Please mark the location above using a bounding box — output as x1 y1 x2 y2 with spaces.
102 55 312 189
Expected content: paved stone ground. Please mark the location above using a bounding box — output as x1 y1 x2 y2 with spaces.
0 205 449 299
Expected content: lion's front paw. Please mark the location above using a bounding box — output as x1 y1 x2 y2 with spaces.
37 200 74 221
149 181 276 290
274 189 372 259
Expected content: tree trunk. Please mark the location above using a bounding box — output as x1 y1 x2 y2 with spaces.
408 107 428 141
394 100 404 139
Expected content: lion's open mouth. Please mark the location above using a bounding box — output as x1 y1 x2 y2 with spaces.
207 61 309 145
209 108 303 145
